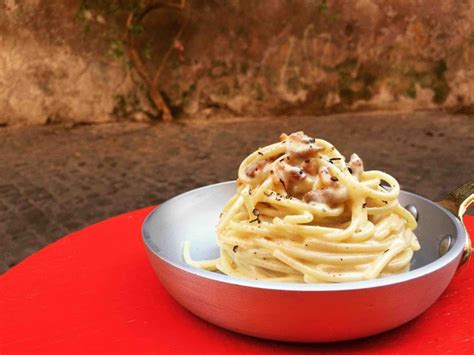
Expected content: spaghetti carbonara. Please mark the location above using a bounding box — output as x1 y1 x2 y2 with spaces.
184 132 420 283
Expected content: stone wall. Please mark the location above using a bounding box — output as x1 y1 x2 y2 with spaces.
1 0 474 125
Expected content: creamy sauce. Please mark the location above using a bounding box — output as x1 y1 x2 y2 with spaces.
284 131 324 159
245 131 363 206
348 153 364 178
245 159 270 178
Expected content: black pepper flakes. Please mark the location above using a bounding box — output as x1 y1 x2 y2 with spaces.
384 249 390 253
329 158 342 162
362 203 367 208
382 200 388 204
233 245 239 253
252 209 262 223
258 151 264 156
348 167 353 174
330 176 338 182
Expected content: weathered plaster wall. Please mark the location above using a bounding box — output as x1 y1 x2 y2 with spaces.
1 0 474 125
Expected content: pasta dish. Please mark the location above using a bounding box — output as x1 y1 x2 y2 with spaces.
184 132 420 283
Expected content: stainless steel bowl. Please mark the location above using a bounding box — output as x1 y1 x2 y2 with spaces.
142 181 473 342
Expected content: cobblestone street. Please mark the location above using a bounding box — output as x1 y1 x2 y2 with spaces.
1 112 473 272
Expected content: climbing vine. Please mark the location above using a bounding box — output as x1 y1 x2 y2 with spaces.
75 0 188 121
125 0 188 121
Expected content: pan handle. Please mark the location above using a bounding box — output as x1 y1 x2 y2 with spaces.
438 181 473 265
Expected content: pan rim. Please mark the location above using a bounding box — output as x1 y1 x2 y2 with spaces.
142 181 466 292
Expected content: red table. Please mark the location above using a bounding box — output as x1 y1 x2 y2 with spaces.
1 207 473 354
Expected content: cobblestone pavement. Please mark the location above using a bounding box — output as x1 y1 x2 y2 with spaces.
1 112 473 272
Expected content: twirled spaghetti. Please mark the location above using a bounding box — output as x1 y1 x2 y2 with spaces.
184 132 420 283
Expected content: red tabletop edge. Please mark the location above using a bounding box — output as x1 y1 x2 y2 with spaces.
1 207 473 354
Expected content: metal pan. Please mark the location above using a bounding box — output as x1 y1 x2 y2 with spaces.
142 181 473 342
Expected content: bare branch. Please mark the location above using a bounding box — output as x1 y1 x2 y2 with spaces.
125 0 188 122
